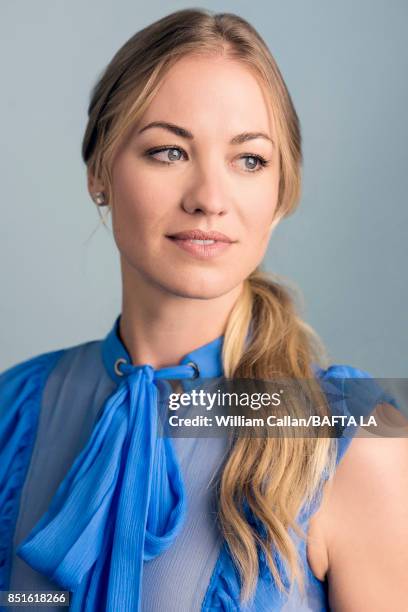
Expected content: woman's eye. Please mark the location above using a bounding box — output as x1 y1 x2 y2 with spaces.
146 146 187 164
236 155 269 173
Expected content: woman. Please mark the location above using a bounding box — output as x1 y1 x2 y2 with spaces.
0 8 406 612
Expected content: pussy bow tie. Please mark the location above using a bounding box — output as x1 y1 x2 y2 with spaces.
16 356 206 611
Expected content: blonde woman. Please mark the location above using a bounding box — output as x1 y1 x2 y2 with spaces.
1 9 406 612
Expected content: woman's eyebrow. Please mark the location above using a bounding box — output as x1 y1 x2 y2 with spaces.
138 121 274 147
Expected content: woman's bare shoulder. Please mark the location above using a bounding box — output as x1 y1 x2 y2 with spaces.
308 403 408 610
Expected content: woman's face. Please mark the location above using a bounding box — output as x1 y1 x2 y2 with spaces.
102 54 280 299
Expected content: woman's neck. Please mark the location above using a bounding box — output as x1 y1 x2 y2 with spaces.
119 274 243 369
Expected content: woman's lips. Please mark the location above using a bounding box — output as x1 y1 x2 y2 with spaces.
168 229 233 242
166 229 236 260
166 236 233 259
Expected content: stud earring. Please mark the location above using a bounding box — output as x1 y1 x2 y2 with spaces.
93 191 106 206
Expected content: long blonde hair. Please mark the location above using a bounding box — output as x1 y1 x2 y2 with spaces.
82 9 336 604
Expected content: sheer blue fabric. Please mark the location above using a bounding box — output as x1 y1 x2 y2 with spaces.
0 350 65 594
16 364 195 610
0 315 401 611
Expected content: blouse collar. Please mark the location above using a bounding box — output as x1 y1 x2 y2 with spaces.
101 314 224 385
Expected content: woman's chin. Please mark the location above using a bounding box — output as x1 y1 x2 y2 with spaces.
155 272 241 300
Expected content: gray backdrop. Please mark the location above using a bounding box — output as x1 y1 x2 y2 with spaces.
1 0 407 376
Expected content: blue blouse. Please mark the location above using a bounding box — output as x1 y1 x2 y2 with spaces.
0 315 399 611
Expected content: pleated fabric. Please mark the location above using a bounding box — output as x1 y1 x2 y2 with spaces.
16 361 200 611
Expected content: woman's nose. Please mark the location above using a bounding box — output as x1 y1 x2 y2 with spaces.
181 163 230 216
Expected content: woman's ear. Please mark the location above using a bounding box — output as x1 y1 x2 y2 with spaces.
87 171 107 206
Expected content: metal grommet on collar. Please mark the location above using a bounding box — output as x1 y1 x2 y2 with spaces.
114 358 128 376
186 361 200 379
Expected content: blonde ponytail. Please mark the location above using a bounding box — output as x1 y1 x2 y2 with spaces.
219 268 336 603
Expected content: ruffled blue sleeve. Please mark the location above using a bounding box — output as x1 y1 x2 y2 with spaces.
316 363 401 465
0 349 65 591
297 363 402 524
